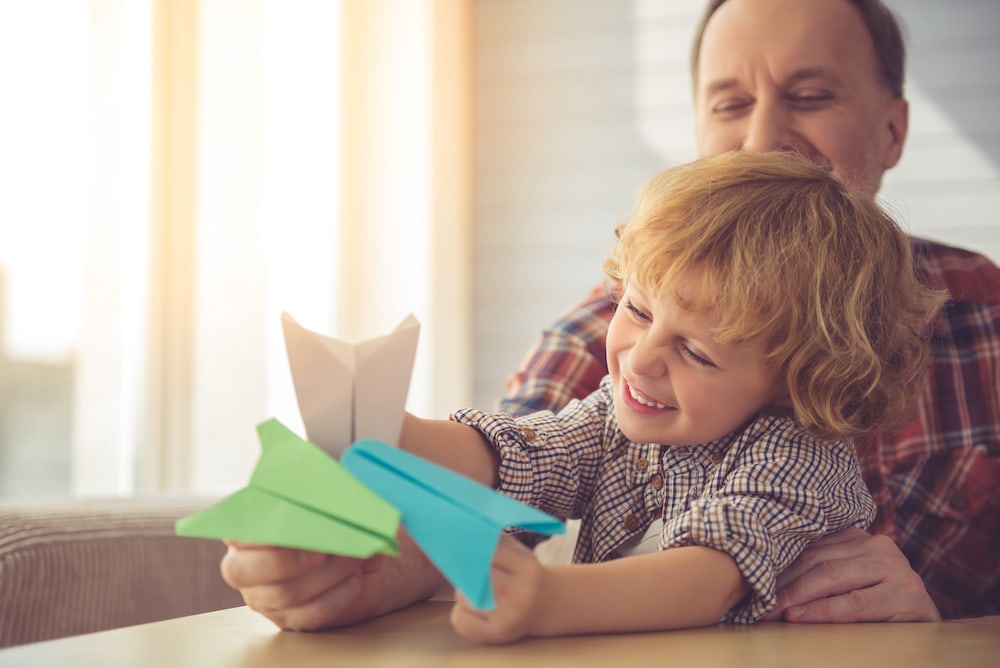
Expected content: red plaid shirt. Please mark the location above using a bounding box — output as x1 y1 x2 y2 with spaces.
499 238 1000 619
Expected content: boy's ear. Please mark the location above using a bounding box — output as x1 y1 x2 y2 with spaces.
768 386 795 413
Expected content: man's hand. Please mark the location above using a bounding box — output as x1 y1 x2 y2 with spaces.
220 529 446 631
762 528 941 622
450 534 548 645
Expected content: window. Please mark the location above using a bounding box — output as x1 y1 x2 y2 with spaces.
0 0 472 499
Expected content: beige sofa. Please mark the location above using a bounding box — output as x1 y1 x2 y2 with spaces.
0 497 244 648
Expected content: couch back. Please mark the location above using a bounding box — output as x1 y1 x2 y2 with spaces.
0 497 243 648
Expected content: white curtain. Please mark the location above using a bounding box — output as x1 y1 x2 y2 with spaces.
0 0 472 498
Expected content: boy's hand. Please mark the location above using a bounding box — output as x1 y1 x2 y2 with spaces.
449 533 549 645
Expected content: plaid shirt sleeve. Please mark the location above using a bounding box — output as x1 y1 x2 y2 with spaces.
659 418 876 624
497 279 617 416
454 381 615 520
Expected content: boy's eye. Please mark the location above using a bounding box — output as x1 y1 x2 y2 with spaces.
680 344 716 368
625 300 651 322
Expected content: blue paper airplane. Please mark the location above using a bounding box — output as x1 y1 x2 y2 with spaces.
342 439 566 610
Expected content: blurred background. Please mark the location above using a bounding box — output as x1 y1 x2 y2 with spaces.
1 0 997 499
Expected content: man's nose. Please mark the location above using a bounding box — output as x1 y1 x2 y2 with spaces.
741 100 790 153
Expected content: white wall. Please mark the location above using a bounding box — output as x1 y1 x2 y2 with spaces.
878 0 1000 262
471 0 1000 410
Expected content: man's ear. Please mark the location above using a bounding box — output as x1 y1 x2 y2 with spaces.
883 97 909 170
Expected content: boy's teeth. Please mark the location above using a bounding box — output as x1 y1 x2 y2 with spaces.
630 386 668 409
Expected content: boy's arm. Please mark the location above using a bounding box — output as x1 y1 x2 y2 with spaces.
398 413 500 488
536 545 749 636
453 538 749 644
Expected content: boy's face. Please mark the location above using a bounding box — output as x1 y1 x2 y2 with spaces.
606 278 783 446
693 0 908 199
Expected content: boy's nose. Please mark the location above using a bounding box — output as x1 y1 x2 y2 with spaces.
628 339 667 378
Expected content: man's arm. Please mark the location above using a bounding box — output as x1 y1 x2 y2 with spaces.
498 281 615 416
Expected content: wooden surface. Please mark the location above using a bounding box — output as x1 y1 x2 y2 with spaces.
0 601 996 668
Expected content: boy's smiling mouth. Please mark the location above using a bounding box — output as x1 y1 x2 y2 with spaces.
623 381 675 411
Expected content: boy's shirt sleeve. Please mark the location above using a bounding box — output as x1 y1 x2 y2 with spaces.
453 376 616 521
659 417 876 623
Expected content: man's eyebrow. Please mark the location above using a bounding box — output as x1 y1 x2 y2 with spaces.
785 67 844 86
701 78 741 96
700 68 844 95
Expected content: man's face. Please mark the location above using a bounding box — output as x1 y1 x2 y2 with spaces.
694 0 908 198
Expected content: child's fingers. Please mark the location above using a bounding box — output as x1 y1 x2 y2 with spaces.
490 533 536 574
451 589 489 619
450 596 525 646
450 591 499 642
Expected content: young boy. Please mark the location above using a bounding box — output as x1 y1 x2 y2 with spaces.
397 150 946 644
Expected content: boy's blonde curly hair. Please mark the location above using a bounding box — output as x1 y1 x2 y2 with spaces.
604 151 947 441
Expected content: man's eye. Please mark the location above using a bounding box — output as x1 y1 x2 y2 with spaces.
711 98 752 117
787 90 834 108
625 300 651 322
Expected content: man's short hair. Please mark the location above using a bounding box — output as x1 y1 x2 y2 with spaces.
690 0 906 98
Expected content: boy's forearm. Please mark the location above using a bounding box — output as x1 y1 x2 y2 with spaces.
399 413 500 488
533 546 749 636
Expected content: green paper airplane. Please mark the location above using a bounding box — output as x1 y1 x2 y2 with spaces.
176 418 400 558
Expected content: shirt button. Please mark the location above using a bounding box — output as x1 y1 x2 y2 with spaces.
635 457 649 471
650 473 663 490
709 451 724 465
522 426 537 441
623 514 640 531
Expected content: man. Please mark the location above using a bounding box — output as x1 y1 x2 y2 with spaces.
222 0 999 628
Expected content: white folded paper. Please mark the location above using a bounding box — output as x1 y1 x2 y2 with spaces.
281 312 419 459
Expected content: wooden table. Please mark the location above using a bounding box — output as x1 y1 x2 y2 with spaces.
0 601 996 667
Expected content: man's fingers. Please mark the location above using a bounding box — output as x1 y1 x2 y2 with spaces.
220 544 380 631
254 572 365 631
779 583 939 623
239 555 359 613
774 530 875 590
220 544 329 588
776 554 877 605
781 586 883 623
775 531 903 591
770 552 941 623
